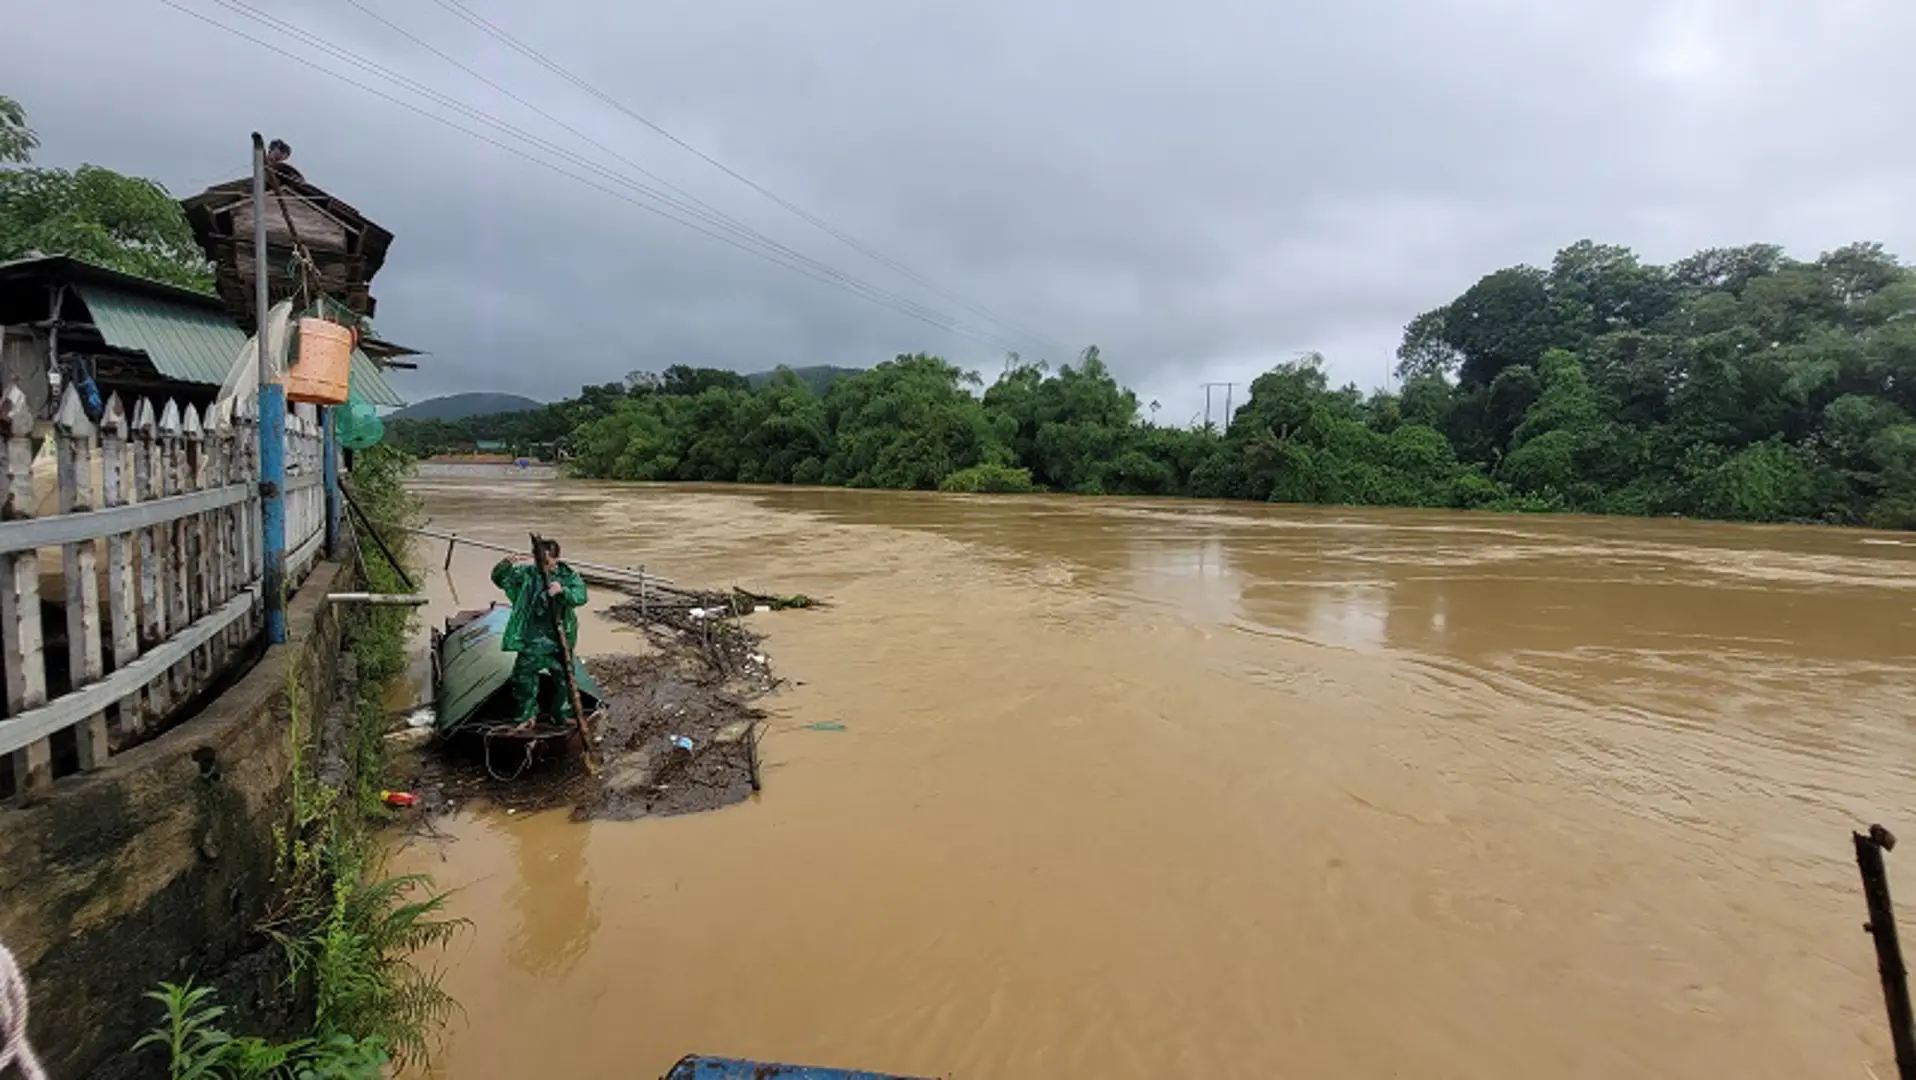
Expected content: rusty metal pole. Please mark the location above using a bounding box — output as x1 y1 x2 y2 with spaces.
1857 824 1916 1080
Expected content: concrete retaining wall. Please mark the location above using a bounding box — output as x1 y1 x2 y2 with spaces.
0 559 355 1078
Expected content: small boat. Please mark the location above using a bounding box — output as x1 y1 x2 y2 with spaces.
429 604 605 741
663 1056 935 1079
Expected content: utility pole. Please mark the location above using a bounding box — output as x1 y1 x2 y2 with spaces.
1201 382 1236 432
253 133 287 645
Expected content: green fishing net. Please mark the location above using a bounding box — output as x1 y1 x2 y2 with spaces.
335 398 384 450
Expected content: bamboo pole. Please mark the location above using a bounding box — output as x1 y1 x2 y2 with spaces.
325 593 430 606
408 525 691 595
530 534 596 775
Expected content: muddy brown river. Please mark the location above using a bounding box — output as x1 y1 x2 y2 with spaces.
391 476 1916 1079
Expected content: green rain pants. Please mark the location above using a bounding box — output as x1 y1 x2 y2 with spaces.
508 648 574 723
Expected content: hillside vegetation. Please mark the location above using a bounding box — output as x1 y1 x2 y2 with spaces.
745 365 861 396
388 367 862 453
387 392 543 422
399 240 1916 529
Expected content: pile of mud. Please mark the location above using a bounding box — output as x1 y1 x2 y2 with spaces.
399 592 793 823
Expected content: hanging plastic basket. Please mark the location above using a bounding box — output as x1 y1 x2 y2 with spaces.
285 318 355 405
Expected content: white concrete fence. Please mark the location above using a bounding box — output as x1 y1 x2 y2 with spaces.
0 382 328 802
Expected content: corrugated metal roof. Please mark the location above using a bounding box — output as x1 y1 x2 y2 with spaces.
74 282 405 407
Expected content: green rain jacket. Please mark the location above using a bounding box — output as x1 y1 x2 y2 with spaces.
491 557 588 654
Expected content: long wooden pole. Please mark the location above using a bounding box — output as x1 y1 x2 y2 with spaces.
339 483 416 591
531 534 595 775
411 525 686 594
1857 824 1916 1080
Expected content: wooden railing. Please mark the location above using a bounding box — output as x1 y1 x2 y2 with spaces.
285 409 327 585
0 382 330 801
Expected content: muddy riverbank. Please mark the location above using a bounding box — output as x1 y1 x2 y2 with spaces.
392 477 1916 1080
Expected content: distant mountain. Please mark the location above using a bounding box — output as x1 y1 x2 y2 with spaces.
387 392 543 422
745 365 863 396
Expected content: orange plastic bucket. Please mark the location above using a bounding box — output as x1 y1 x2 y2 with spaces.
285 317 355 405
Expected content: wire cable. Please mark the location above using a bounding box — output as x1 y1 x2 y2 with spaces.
425 0 1068 356
156 0 1030 350
332 0 1031 354
205 0 1022 350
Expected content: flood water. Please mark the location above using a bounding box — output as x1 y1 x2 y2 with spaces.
391 477 1916 1079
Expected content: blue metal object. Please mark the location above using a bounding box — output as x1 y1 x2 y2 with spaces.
663 1057 936 1080
74 364 104 422
323 406 340 559
252 132 287 646
259 382 287 644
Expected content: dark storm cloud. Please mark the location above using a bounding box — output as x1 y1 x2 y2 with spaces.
9 0 1916 421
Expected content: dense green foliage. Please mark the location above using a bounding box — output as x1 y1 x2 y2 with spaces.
136 982 387 1079
0 95 36 165
0 97 214 291
744 364 863 396
275 445 462 1069
461 240 1916 529
385 365 867 457
141 446 459 1079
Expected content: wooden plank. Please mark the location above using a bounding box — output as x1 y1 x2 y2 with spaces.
287 523 324 580
286 414 307 586
0 386 49 801
302 414 320 582
183 404 209 690
284 413 300 585
160 400 189 709
296 413 311 582
238 395 260 618
207 407 230 675
55 385 108 770
100 394 141 745
0 587 258 757
133 397 167 721
0 482 254 553
227 401 252 647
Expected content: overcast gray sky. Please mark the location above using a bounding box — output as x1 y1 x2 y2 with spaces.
10 0 1916 422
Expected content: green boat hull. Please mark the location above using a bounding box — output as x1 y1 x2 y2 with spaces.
433 606 604 737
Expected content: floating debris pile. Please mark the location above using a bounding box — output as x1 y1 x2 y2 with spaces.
398 584 814 823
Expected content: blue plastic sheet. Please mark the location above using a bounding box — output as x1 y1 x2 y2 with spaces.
664 1056 936 1080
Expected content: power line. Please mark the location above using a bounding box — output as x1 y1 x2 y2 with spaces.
203 0 1022 351
425 0 1068 357
156 0 1030 351
330 0 1031 354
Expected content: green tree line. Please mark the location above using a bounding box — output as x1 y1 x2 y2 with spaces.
0 95 214 291
397 238 1916 528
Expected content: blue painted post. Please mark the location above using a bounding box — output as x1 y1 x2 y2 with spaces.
259 384 287 643
323 406 340 559
253 132 288 645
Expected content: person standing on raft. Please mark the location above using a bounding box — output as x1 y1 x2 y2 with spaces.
490 540 588 733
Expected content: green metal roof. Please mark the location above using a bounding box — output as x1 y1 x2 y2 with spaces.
74 282 405 408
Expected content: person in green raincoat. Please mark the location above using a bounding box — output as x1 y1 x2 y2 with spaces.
491 539 588 731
